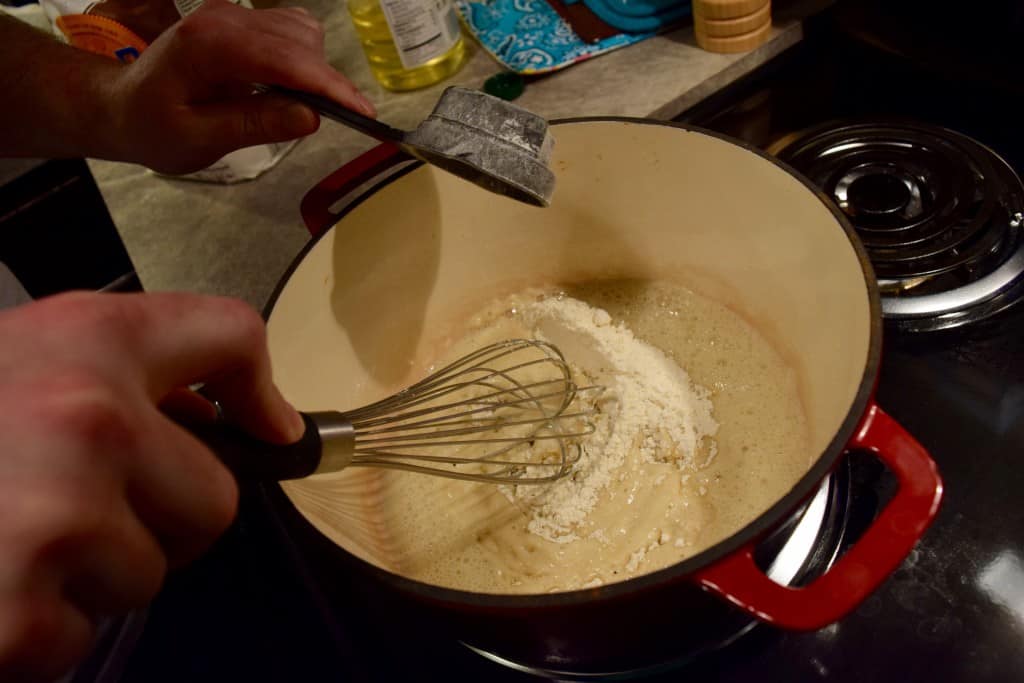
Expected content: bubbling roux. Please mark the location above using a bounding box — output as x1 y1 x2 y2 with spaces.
372 279 811 593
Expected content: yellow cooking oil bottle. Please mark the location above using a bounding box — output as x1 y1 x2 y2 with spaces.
348 0 469 91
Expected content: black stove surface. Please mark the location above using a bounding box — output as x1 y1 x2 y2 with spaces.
120 3 1024 682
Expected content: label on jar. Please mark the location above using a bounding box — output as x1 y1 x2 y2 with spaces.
378 0 461 70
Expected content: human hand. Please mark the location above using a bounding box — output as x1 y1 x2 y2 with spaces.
104 0 377 174
0 291 304 682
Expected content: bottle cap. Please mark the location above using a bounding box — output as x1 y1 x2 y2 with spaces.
484 72 526 101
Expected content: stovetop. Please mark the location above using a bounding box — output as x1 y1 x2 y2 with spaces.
119 4 1024 682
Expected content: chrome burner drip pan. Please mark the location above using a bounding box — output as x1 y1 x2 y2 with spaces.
771 121 1024 332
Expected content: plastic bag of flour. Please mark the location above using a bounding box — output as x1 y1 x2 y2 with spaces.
38 0 297 183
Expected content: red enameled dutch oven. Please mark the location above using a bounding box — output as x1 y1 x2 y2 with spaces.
259 119 943 673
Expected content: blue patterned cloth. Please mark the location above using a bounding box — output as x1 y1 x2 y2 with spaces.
457 0 689 75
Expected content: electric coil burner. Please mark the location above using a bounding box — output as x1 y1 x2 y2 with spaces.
770 122 1024 332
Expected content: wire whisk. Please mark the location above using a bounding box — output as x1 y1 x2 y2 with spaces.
195 339 598 485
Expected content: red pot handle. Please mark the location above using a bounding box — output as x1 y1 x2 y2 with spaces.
300 142 413 238
694 402 943 630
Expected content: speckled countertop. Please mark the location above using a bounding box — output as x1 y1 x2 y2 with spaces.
90 0 811 310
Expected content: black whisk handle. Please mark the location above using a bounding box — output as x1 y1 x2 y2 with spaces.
188 412 324 482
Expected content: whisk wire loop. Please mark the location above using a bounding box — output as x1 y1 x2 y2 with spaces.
339 339 593 484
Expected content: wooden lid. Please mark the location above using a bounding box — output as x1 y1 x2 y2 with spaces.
691 0 768 20
694 1 770 37
695 17 772 52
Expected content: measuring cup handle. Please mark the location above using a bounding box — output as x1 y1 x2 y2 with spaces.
694 402 943 630
268 86 406 144
300 143 414 237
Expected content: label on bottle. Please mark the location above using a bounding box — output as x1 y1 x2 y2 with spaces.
378 0 461 70
174 0 253 18
173 0 204 15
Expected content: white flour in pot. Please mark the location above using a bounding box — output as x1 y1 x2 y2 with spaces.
370 279 812 594
505 294 719 543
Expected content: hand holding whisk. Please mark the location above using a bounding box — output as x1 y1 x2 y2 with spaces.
189 339 599 485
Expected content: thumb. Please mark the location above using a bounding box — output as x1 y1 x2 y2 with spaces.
194 95 320 152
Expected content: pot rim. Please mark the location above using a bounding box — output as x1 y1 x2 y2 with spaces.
262 117 883 610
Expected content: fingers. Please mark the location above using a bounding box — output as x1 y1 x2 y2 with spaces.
174 1 376 117
50 293 278 564
125 411 239 567
0 590 93 683
0 290 301 679
100 292 304 445
159 386 220 424
59 497 168 613
246 5 326 57
201 0 324 46
192 94 321 153
107 0 377 172
8 489 166 615
0 442 163 681
14 292 302 445
1 364 228 578
214 38 375 118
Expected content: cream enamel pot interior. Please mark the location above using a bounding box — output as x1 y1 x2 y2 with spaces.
261 120 943 673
